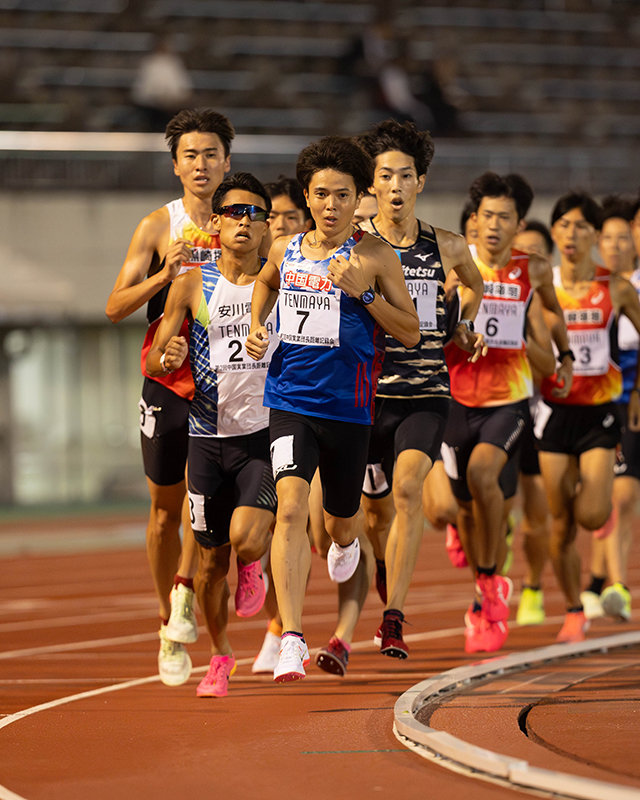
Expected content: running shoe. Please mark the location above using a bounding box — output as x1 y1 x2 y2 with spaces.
327 538 361 583
252 630 281 674
375 558 388 604
235 558 266 618
556 610 589 643
379 609 409 659
196 654 236 697
476 573 512 622
516 587 545 626
274 634 310 683
465 608 508 654
315 636 350 676
373 624 383 648
592 508 616 540
157 626 192 686
580 590 604 620
445 524 468 569
166 583 198 644
601 582 631 621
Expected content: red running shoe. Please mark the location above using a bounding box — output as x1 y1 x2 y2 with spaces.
445 524 468 568
476 573 512 622
379 610 409 659
315 636 350 676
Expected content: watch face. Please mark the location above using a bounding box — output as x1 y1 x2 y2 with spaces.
360 288 375 305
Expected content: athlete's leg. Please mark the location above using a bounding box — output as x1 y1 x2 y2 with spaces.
176 493 199 580
574 448 616 532
195 542 232 655
520 473 550 587
538 451 580 606
608 475 640 584
422 459 457 530
271 475 312 633
146 477 185 621
466 443 508 569
385 449 433 611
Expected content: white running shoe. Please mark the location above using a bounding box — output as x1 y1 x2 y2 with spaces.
327 538 360 583
252 630 281 674
274 634 310 683
580 590 604 620
166 583 198 644
158 626 192 686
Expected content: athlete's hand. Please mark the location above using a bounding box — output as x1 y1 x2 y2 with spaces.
246 327 269 360
453 325 488 362
327 252 368 298
629 389 640 432
163 335 188 371
163 239 194 281
551 360 573 398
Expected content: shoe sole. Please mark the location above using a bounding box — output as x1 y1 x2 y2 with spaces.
601 594 630 621
380 645 408 659
315 651 347 676
274 670 305 683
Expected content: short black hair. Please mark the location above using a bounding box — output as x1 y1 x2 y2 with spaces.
520 219 554 256
165 107 235 159
600 194 635 225
459 198 475 236
296 136 373 196
550 190 603 230
469 172 534 221
211 172 271 215
264 175 311 221
357 118 434 178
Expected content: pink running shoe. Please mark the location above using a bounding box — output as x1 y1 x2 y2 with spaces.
196 654 236 697
235 558 266 618
476 573 512 623
465 615 508 654
445 524 468 568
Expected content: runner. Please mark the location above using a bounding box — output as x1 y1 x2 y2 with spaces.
246 135 420 682
106 108 234 686
536 191 640 642
146 172 277 696
579 196 640 623
443 171 573 654
356 118 486 659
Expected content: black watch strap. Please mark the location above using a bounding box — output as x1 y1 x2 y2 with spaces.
558 348 576 363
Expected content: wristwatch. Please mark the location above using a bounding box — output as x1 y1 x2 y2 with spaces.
458 318 475 332
359 286 376 306
557 349 576 363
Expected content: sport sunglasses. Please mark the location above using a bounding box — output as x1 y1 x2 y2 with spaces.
219 204 268 222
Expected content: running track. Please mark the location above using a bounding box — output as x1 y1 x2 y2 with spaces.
1 508 639 800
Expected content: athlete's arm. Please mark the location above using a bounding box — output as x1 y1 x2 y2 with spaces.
329 236 420 348
612 274 640 431
145 269 199 376
530 255 573 397
437 228 487 361
246 236 286 360
525 292 555 378
106 208 191 323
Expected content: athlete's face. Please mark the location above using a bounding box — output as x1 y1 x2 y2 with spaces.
268 194 310 238
513 230 550 259
473 196 520 256
173 131 230 198
304 169 359 236
598 217 635 274
352 193 378 226
212 189 269 254
370 150 425 224
551 207 596 264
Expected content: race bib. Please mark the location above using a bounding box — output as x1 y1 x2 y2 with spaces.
209 318 276 373
407 280 437 330
279 288 341 347
475 298 526 349
569 328 609 376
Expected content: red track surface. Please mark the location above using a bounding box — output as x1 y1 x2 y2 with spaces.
0 508 638 800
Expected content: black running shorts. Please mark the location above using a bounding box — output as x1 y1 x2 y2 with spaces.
187 428 276 548
269 409 370 519
139 377 189 486
535 399 621 456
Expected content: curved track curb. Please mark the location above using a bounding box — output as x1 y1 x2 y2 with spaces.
393 631 640 800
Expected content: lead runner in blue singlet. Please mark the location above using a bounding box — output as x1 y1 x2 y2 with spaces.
246 135 420 683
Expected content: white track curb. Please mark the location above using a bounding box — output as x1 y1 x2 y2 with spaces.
393 631 640 800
